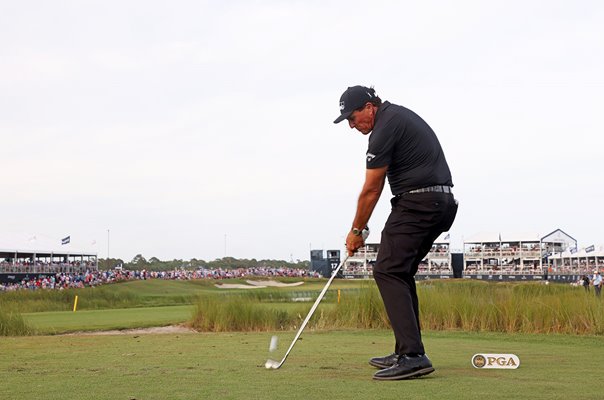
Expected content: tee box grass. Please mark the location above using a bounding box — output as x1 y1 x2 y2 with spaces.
1 330 603 400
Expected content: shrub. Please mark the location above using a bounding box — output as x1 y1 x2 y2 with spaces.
0 309 33 336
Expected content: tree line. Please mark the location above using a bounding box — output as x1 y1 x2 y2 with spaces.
97 255 310 272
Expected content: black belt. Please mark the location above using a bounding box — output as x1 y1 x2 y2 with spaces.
396 185 453 197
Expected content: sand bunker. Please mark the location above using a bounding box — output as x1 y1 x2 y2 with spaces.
246 280 305 287
215 283 266 289
214 280 305 289
66 325 195 336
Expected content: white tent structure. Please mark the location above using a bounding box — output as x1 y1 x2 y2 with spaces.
0 231 98 276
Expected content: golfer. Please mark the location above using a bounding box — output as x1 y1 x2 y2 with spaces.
334 85 458 380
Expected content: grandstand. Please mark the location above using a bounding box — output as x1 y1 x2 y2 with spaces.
0 232 97 284
462 229 577 274
341 243 378 279
339 233 454 279
549 244 604 273
422 233 453 274
316 228 601 282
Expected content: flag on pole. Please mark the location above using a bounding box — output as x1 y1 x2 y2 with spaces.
586 245 595 253
61 236 70 245
444 233 450 241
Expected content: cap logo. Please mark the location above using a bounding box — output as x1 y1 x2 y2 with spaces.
339 101 345 111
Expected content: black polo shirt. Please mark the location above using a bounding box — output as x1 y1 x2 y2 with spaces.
366 101 453 195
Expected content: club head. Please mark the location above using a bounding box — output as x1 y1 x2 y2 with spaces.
265 359 281 369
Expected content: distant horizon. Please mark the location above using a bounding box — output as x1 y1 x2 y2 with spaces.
2 227 599 263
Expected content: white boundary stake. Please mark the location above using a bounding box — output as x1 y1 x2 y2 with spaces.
265 254 350 369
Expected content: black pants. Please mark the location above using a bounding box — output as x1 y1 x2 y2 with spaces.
373 192 458 356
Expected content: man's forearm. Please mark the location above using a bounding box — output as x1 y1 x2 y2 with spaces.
346 167 387 256
351 166 387 229
352 185 382 230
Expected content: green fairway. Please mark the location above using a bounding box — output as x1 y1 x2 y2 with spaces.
22 305 195 334
0 278 359 313
21 303 323 334
5 277 352 335
1 330 602 400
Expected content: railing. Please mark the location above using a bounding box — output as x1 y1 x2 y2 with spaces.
0 264 95 274
463 268 546 275
465 250 541 258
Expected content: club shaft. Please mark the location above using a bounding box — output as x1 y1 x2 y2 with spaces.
275 254 349 368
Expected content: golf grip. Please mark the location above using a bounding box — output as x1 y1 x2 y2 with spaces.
278 254 350 366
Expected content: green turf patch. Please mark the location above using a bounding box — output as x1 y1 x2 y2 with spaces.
22 305 195 334
1 330 602 399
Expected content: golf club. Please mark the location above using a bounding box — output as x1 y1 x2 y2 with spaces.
265 253 349 369
265 227 369 369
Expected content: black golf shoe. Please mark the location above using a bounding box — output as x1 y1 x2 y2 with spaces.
373 354 435 380
369 353 399 369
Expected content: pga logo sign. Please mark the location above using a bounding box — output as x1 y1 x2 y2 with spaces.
472 354 520 369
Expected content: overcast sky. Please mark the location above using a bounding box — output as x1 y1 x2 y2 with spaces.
2 0 603 262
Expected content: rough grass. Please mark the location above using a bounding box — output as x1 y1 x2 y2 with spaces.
191 280 604 335
0 285 142 313
190 295 317 331
420 280 604 335
0 309 33 336
5 279 604 336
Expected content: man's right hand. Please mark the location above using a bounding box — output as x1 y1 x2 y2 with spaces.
345 227 369 256
346 230 364 256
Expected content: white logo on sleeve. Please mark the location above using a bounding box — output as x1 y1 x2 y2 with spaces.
366 153 376 162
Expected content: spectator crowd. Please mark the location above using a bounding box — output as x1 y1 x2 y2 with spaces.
0 266 321 292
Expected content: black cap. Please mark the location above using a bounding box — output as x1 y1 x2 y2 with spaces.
333 85 377 124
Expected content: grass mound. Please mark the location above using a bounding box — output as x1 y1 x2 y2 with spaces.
191 296 301 331
0 286 141 313
0 309 33 336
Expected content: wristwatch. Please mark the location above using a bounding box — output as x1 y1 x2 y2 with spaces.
351 228 362 236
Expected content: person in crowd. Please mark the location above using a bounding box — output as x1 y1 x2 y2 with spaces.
0 266 320 291
582 275 590 292
592 271 602 297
